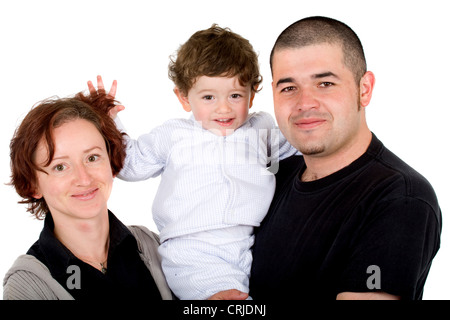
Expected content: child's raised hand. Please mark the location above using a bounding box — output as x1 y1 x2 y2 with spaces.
87 75 125 119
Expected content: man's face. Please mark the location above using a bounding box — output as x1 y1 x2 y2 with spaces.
272 43 369 159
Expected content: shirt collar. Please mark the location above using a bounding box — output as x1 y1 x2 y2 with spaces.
294 133 382 192
188 113 255 137
28 210 135 279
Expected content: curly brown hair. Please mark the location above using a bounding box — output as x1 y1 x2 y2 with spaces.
9 91 126 219
168 24 262 96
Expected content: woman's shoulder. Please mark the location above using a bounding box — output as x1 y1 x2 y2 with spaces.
127 225 160 246
3 254 73 300
127 226 174 300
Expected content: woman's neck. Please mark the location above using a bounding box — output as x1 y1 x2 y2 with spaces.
53 210 110 270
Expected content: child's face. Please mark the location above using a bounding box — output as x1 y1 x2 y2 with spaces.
175 76 255 136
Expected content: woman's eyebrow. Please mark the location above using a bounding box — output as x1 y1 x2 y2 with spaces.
51 146 103 162
83 146 103 154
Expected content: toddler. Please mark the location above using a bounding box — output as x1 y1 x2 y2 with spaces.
91 25 297 299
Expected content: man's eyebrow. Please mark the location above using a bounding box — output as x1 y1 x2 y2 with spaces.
313 71 339 79
276 72 339 87
275 77 295 87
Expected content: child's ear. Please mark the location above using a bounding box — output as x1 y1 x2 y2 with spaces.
249 86 258 109
174 87 191 112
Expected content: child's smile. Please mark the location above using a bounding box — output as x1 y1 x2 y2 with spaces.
175 75 255 136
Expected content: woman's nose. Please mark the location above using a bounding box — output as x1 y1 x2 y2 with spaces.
74 165 93 186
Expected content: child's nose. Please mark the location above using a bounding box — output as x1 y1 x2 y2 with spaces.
216 100 232 113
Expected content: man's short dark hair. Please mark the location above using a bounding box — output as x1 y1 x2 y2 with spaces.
270 16 367 83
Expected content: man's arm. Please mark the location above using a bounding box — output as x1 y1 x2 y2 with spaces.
208 289 248 300
337 292 400 300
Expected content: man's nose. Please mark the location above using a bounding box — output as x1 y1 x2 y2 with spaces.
296 88 319 111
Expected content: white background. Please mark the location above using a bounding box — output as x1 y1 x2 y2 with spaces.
0 0 448 299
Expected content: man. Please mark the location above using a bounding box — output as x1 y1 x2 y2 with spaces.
248 16 441 300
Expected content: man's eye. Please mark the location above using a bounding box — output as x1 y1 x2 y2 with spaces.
281 86 295 93
319 82 334 87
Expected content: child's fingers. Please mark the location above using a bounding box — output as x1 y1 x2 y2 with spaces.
96 75 105 89
108 80 118 99
108 105 125 119
87 80 96 95
88 76 117 99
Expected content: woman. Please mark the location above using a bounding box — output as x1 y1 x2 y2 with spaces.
3 89 172 300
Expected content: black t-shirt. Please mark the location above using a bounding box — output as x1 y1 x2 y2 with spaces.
28 211 162 300
250 134 441 300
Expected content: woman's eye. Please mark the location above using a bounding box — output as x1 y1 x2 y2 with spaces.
88 155 99 162
54 164 66 172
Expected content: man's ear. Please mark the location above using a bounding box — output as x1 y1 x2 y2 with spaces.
174 87 191 112
359 71 375 108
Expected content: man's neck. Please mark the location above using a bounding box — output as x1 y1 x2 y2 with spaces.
301 131 372 182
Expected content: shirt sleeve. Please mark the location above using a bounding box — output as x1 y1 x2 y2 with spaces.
254 112 299 175
115 118 169 182
274 129 300 160
3 270 59 300
337 196 441 299
255 112 299 161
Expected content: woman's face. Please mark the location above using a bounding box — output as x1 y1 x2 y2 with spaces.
33 118 114 221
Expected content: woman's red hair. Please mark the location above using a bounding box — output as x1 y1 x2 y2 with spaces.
9 91 126 219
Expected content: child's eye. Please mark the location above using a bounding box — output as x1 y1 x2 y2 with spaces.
202 95 214 100
231 93 242 99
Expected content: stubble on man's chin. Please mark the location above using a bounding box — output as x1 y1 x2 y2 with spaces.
298 144 325 156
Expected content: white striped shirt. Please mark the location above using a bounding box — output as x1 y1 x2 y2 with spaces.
117 111 297 243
